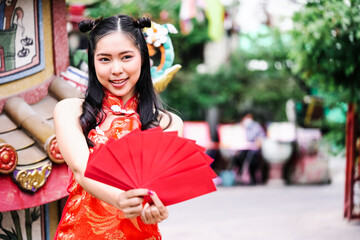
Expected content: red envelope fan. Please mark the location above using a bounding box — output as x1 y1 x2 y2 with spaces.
85 127 217 206
85 138 136 190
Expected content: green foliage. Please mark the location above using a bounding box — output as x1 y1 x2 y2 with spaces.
162 26 307 123
287 0 360 152
289 0 360 102
171 18 210 69
85 0 209 70
161 66 243 122
86 0 180 21
161 68 242 122
235 27 307 120
322 122 346 155
160 71 203 121
233 28 307 120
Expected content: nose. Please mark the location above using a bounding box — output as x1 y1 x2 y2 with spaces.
111 60 123 75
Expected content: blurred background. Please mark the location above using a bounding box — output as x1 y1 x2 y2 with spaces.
62 0 360 238
64 0 352 184
1 0 360 239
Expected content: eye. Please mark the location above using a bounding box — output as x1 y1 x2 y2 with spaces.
122 55 133 61
99 57 110 62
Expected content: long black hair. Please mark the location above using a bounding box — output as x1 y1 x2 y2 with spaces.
78 15 167 147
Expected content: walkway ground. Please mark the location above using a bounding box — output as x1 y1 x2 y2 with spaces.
159 160 360 240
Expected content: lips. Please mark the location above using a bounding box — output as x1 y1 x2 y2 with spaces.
110 78 128 87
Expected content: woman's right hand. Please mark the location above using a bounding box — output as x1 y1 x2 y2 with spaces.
117 189 149 219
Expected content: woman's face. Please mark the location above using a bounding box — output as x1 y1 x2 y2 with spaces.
94 32 142 103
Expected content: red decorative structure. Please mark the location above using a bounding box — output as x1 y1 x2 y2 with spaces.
47 138 64 164
51 0 70 75
0 163 69 212
344 103 360 220
0 0 75 238
0 141 17 174
0 46 4 72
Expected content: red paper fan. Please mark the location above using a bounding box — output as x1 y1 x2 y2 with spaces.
85 127 217 206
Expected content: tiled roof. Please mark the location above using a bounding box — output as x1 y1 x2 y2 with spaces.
0 76 83 211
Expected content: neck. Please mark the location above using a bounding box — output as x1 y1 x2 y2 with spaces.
102 88 139 115
120 96 132 107
103 89 136 107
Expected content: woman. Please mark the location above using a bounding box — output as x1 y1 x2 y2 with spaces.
53 15 183 239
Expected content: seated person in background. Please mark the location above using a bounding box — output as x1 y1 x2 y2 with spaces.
232 113 266 184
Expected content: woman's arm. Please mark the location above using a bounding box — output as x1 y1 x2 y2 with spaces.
159 111 184 137
54 98 147 218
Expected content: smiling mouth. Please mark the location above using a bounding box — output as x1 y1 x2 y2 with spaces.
110 78 128 84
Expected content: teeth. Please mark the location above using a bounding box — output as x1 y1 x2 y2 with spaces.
111 79 126 84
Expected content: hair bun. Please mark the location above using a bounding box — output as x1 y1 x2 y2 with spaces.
78 18 103 33
78 19 95 33
135 17 151 29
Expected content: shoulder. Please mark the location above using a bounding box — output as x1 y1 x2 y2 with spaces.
159 111 184 137
54 98 84 117
55 97 84 108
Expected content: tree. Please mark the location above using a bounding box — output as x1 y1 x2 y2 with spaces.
162 26 307 123
289 0 360 101
288 0 360 152
289 0 360 220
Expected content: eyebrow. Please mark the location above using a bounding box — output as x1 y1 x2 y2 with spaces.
96 50 135 57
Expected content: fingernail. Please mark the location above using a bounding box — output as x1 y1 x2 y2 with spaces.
148 190 154 196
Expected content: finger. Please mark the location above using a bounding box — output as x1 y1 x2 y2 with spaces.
147 190 164 207
142 206 157 225
148 191 167 215
151 205 168 221
141 204 150 223
127 197 144 207
146 205 167 224
118 196 143 210
149 205 161 220
125 188 150 198
123 204 143 219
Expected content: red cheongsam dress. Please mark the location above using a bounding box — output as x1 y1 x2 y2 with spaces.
54 91 161 240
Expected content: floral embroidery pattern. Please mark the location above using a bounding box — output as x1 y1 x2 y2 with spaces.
54 92 161 239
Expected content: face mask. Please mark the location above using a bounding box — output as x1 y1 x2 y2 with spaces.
242 118 253 127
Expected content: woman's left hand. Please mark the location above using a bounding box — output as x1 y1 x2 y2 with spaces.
141 191 169 224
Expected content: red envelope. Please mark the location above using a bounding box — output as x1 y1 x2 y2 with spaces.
106 138 140 187
143 164 217 206
85 128 217 206
85 139 136 189
142 131 163 181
